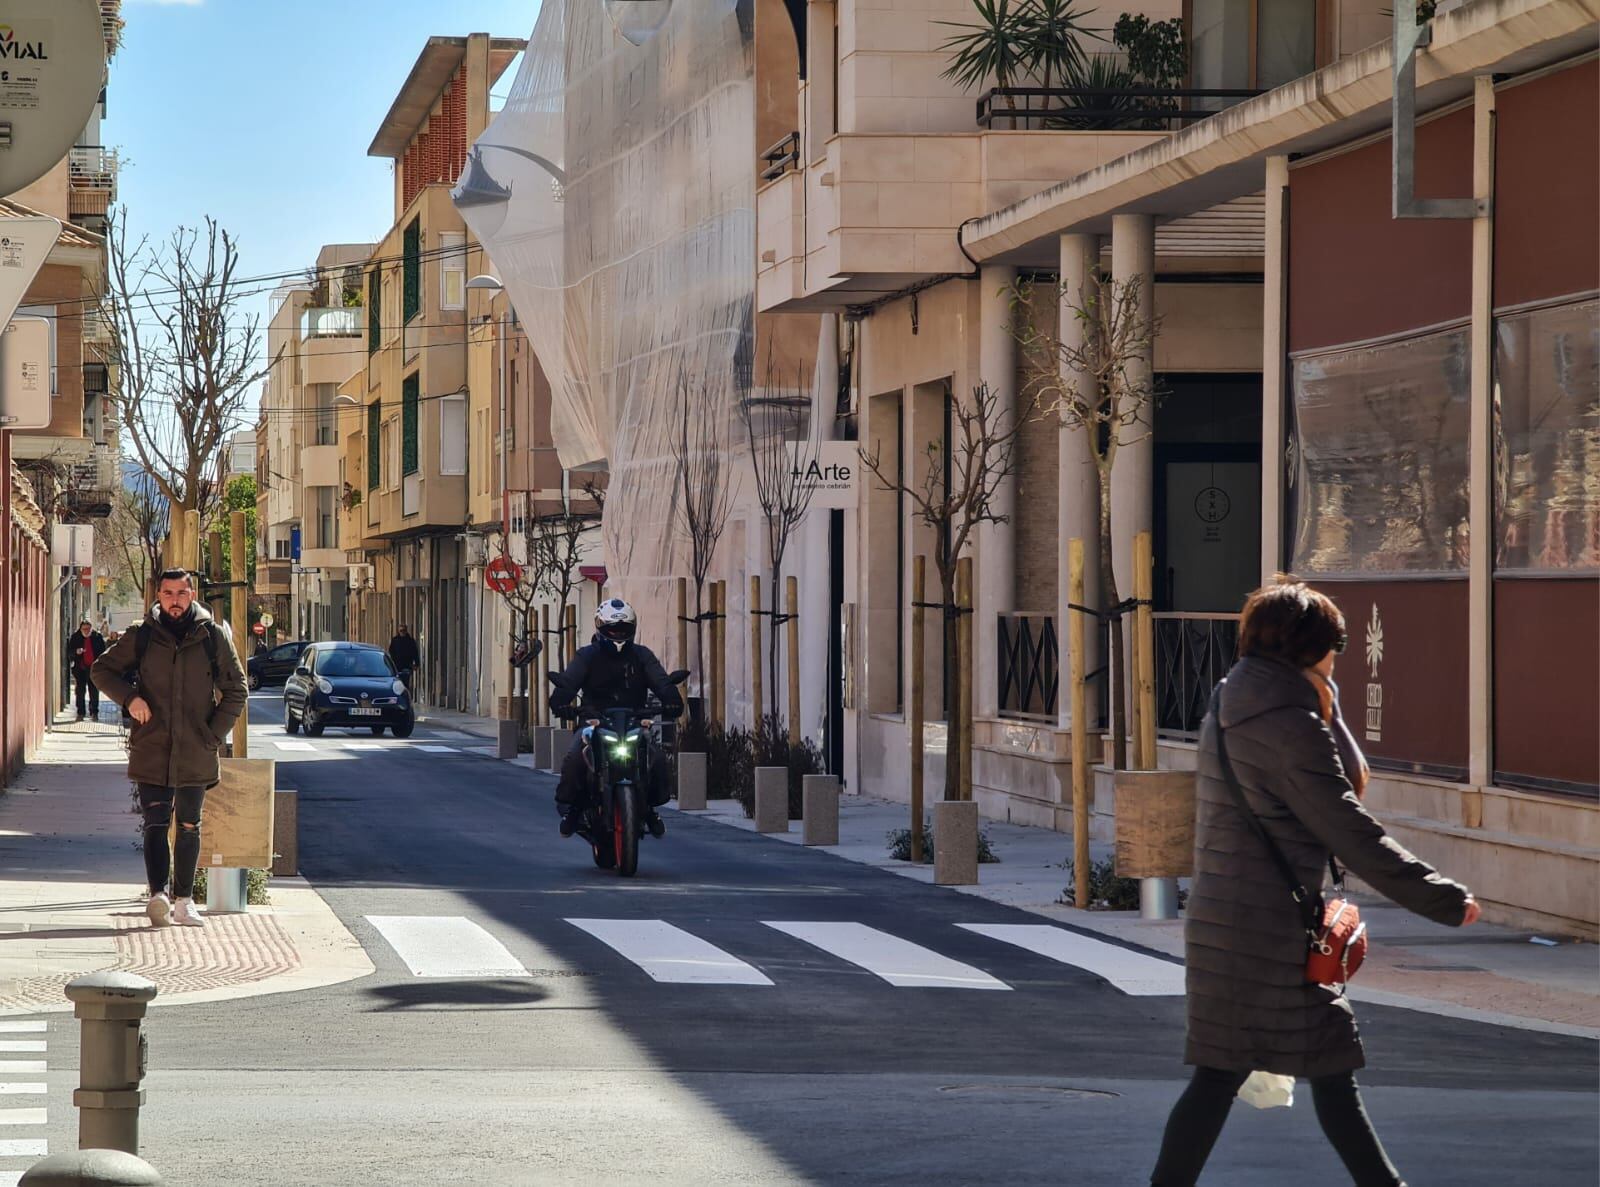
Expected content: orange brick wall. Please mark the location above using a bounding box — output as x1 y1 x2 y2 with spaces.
400 74 468 211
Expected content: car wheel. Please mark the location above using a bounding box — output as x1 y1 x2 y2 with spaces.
249 671 261 692
369 725 385 736
390 718 414 739
304 712 325 738
283 701 299 735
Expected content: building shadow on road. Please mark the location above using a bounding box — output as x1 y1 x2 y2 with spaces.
362 978 554 1013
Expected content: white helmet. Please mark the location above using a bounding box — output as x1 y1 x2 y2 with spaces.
595 597 637 650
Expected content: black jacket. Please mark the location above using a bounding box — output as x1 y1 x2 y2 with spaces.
388 634 420 671
67 631 107 674
551 634 682 717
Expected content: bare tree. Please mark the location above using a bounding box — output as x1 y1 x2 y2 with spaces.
103 480 168 609
742 354 820 708
488 490 555 739
98 210 269 563
534 487 603 665
860 380 1040 802
671 371 734 701
1012 272 1159 770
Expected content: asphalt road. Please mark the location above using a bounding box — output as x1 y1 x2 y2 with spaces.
12 691 1597 1186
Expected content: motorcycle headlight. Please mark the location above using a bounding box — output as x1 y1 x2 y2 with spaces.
315 677 334 695
392 679 406 696
610 737 635 757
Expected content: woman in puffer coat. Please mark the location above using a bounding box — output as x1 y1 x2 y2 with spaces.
1150 581 1480 1187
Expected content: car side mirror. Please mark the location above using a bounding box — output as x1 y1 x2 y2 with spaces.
295 666 311 677
667 669 690 685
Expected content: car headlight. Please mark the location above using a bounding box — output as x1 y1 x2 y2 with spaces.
392 679 407 696
315 677 333 695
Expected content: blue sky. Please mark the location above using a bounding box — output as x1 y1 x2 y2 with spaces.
110 0 535 338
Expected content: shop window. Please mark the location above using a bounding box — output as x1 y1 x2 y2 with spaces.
1289 324 1471 575
1493 296 1600 573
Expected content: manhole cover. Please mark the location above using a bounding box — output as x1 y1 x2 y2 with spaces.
938 1085 1119 1100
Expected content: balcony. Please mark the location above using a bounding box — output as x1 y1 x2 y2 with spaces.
298 548 346 572
68 147 119 217
302 444 341 489
257 559 293 597
301 307 362 339
975 86 1263 131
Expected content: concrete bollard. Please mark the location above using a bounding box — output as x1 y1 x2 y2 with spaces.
533 725 554 771
496 719 520 761
547 728 572 774
64 972 157 1156
933 800 980 886
270 789 298 877
754 766 789 833
802 774 839 846
677 751 707 811
21 1150 163 1186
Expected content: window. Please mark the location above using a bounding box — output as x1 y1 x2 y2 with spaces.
1289 324 1472 575
1494 297 1600 573
402 372 420 475
367 269 380 354
382 420 396 491
1189 0 1315 99
367 400 381 490
402 218 421 323
440 231 466 311
440 395 467 476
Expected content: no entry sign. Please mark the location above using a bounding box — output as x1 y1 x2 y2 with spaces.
485 555 523 594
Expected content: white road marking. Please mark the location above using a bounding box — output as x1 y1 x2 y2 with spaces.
957 924 1186 996
0 1087 43 1096
0 1172 23 1187
0 1065 43 1075
342 743 385 751
365 916 530 978
415 745 457 753
273 740 314 751
0 1045 43 1055
0 1025 43 1034
0 1140 46 1156
566 919 773 986
764 922 1011 990
0 1109 45 1126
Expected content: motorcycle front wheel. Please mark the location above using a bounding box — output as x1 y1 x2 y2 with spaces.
614 786 640 877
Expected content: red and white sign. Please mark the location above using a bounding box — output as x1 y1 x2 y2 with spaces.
251 622 267 637
485 555 524 594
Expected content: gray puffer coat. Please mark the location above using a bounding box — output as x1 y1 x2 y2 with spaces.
1184 656 1471 1079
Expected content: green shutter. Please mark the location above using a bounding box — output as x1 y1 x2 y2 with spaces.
367 269 380 354
402 219 421 323
366 400 381 491
402 373 419 475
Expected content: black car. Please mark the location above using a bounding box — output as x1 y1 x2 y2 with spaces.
284 642 415 738
248 640 311 691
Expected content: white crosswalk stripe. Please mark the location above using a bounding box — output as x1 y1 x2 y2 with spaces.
414 745 458 753
958 923 1185 996
0 1026 44 1035
0 1111 45 1127
273 740 314 751
366 916 531 978
567 919 773 986
0 1023 46 1177
764 921 1011 990
0 1046 42 1055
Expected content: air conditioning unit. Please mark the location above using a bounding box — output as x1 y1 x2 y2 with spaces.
348 563 373 592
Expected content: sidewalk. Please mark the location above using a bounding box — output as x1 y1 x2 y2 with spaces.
0 712 372 1016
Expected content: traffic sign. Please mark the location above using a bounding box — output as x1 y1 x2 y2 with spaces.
485 555 523 594
259 613 275 628
251 622 266 637
0 315 52 428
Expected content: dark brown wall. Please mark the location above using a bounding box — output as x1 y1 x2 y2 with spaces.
1494 577 1599 789
1494 59 1600 310
1288 107 1473 353
1314 579 1469 775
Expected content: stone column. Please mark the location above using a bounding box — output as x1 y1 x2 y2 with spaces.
1466 77 1496 800
1056 233 1101 733
976 264 1018 720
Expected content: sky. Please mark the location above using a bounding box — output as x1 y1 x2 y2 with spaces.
108 0 536 417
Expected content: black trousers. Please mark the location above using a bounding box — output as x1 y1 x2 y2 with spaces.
1152 1066 1403 1187
136 784 207 899
73 670 98 716
554 732 670 811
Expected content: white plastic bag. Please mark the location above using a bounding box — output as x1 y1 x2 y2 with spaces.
1237 1070 1296 1110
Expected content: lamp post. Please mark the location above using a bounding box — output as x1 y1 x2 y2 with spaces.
467 273 513 726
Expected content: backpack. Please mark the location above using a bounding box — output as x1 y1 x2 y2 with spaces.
121 620 222 724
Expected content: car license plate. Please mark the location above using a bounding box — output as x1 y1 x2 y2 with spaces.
350 708 381 717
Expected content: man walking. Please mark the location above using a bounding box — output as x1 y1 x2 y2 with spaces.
67 620 106 721
93 570 248 928
388 624 420 693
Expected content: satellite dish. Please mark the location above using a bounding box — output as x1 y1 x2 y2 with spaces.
0 0 108 198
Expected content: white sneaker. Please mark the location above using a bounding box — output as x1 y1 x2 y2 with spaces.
172 897 205 928
145 891 172 928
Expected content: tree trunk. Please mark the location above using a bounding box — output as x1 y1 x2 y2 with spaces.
693 581 706 711
768 564 781 727
941 570 961 802
1098 465 1126 770
521 607 532 743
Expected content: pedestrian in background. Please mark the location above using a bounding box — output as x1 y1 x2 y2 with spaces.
1151 579 1480 1187
66 620 106 721
92 569 248 929
388 624 420 692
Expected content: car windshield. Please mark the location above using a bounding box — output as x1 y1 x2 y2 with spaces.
314 650 395 679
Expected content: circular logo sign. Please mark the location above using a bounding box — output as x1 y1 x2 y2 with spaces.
1195 487 1231 525
259 613 275 628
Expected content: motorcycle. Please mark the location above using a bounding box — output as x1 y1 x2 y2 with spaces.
550 668 689 877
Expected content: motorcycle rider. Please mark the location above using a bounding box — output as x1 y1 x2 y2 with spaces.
551 598 683 839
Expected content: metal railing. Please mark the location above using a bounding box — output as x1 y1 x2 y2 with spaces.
68 145 120 190
301 306 362 339
760 131 800 182
976 87 1265 131
998 613 1059 720
1154 612 1239 738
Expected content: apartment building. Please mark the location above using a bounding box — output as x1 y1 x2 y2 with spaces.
341 33 525 711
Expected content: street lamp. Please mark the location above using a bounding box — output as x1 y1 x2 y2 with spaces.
333 394 359 406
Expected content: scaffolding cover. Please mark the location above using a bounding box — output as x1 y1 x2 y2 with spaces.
454 0 757 584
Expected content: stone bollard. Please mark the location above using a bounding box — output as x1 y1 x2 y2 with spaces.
65 972 157 1156
933 800 980 886
754 766 788 833
270 789 298 877
547 728 572 774
802 774 839 846
496 719 520 760
533 725 554 771
677 751 707 811
21 1150 163 1186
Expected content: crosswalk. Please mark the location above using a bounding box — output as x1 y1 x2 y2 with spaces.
364 915 1183 996
0 1020 50 1186
269 739 468 754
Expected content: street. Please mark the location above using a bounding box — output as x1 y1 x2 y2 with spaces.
6 691 1591 1186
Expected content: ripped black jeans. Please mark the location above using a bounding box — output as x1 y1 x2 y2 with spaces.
136 784 207 899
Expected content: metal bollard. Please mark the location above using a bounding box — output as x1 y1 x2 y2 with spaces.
21 1150 163 1186
1140 876 1181 920
64 972 157 1156
205 868 247 914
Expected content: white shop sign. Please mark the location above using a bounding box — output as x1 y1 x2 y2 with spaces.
785 441 859 511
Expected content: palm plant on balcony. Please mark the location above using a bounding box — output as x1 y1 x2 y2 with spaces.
1018 0 1097 94
937 0 1030 123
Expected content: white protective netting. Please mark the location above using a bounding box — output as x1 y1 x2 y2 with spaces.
454 0 759 590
